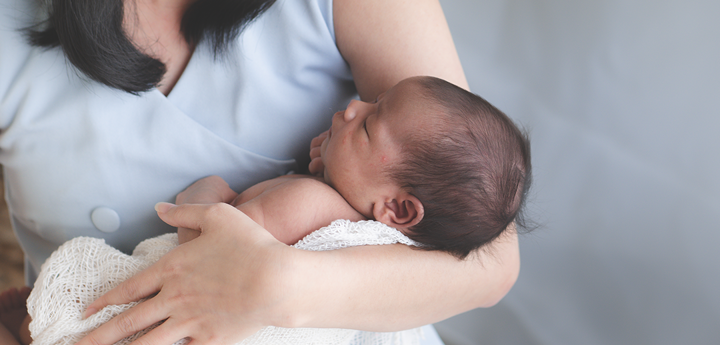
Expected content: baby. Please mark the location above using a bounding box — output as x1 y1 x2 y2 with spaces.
0 76 531 345
178 77 530 259
178 75 532 257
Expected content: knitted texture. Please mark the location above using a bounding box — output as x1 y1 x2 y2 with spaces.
293 219 421 251
27 220 424 345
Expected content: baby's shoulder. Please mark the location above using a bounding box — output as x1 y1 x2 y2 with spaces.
269 175 348 204
246 175 365 243
271 175 364 220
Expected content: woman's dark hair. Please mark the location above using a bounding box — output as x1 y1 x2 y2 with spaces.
391 77 533 259
27 0 276 94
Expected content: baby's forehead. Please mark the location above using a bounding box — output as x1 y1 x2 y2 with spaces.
389 83 440 114
381 79 451 136
393 113 449 152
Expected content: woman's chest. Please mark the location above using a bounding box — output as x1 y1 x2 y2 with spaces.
0 0 355 260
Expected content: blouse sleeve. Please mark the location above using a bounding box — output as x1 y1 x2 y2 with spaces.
0 0 39 129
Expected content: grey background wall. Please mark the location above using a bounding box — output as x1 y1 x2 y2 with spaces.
435 0 720 344
1 1 718 344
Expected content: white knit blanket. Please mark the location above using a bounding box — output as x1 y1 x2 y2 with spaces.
27 220 424 345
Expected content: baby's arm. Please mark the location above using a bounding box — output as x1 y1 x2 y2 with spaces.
233 175 365 245
177 175 365 245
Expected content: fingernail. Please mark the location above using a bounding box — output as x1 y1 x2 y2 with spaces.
155 202 175 213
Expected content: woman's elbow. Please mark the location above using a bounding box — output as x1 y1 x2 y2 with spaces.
480 251 520 308
477 233 521 308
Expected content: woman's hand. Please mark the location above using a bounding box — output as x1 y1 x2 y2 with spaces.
77 203 296 345
308 130 328 177
77 204 519 345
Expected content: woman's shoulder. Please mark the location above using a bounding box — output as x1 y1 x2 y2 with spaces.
0 0 41 60
0 0 44 121
255 0 335 42
0 0 38 25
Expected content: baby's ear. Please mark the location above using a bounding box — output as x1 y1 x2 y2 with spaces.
374 194 424 229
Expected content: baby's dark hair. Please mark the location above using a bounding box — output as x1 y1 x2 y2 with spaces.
391 76 532 259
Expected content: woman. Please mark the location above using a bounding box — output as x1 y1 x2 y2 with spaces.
0 0 520 343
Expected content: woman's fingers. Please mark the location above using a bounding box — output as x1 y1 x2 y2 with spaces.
83 263 164 319
79 293 171 345
126 319 189 345
78 202 289 345
155 202 278 244
154 202 238 232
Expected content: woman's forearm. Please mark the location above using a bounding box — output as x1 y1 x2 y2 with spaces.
78 204 519 343
280 227 520 331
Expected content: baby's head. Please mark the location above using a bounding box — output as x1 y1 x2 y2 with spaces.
320 76 531 259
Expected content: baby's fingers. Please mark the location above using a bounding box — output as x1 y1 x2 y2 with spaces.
309 130 328 150
308 156 324 177
309 145 322 160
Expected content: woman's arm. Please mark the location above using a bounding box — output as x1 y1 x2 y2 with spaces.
297 0 518 327
288 227 520 330
334 0 469 100
78 203 518 343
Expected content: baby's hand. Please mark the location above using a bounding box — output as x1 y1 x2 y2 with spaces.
176 175 238 205
308 130 328 177
176 176 239 243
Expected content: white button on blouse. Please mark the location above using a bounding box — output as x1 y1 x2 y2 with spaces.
91 207 121 233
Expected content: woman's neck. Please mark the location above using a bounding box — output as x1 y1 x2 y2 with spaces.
124 0 196 95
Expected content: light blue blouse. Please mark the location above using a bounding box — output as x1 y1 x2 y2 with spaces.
0 0 355 281
0 0 443 343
